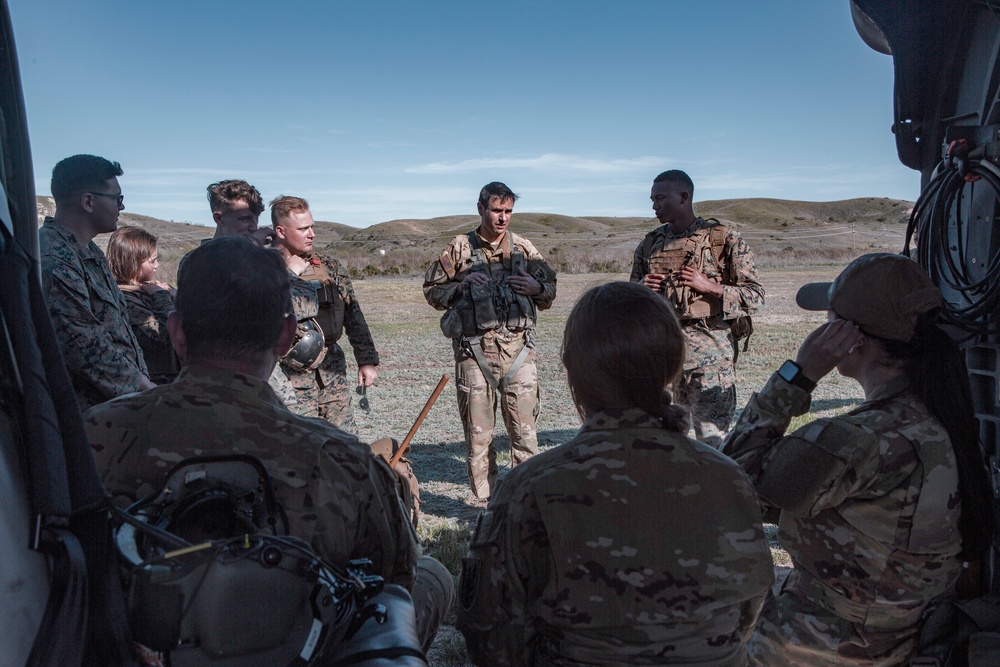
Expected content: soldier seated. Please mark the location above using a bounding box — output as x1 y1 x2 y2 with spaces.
457 281 774 666
85 237 453 659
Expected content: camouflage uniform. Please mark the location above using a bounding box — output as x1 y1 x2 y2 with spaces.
118 285 179 384
630 218 764 448
722 374 963 666
423 230 557 499
84 364 451 650
458 408 775 666
39 217 149 411
270 253 379 432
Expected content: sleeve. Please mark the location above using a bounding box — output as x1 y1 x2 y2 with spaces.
422 237 467 311
43 260 148 403
331 259 379 367
457 479 545 666
630 236 651 283
516 237 557 312
313 442 420 588
722 373 881 516
719 230 765 319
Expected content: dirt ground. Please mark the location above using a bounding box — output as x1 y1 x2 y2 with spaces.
343 268 856 665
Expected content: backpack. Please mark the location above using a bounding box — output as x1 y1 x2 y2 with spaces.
640 219 754 363
113 454 427 666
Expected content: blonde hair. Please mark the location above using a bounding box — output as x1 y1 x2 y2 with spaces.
107 226 157 283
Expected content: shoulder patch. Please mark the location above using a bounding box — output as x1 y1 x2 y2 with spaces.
439 252 456 279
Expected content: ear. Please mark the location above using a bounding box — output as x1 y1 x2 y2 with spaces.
80 192 96 214
679 190 692 206
212 210 223 225
477 201 486 216
168 312 187 359
274 223 287 241
274 314 296 358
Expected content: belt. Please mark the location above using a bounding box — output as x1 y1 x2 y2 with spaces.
462 330 534 391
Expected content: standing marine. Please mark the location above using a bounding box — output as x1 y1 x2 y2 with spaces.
423 182 556 500
269 195 379 432
39 154 154 410
631 169 764 448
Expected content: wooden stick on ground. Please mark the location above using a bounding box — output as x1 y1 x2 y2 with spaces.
390 374 450 469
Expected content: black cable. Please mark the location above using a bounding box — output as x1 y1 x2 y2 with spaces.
904 158 1000 340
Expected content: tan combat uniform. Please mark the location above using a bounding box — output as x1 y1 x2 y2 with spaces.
631 218 764 447
723 374 963 666
424 230 556 499
458 408 775 666
39 217 149 411
270 253 379 433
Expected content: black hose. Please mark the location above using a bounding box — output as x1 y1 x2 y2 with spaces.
904 158 1000 340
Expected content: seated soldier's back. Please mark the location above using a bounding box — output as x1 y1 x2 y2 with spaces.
84 364 419 588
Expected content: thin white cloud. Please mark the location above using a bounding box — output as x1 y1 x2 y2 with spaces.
405 153 669 174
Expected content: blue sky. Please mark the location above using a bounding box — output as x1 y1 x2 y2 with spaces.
9 1 915 228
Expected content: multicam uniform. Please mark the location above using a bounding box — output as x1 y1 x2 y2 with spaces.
83 364 451 650
722 374 963 666
270 253 379 432
39 217 149 411
118 284 179 384
458 408 775 666
630 217 764 448
423 230 556 499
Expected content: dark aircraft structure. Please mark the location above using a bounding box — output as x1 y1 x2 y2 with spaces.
851 0 1000 590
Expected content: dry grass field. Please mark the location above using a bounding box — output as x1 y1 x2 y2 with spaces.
39 196 902 664
344 269 863 666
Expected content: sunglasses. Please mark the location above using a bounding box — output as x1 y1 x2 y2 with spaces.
88 191 124 206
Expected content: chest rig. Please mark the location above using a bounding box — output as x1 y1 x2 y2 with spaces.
644 220 725 320
464 230 538 335
301 258 345 345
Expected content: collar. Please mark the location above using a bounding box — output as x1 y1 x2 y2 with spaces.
861 373 911 405
174 364 284 407
578 407 665 432
43 216 102 257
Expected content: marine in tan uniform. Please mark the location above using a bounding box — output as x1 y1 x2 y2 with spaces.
722 254 995 666
423 182 556 500
84 237 452 654
458 282 773 666
631 169 764 448
39 154 154 411
268 195 379 432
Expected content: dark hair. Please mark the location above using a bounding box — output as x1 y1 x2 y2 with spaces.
175 238 291 362
207 180 265 216
879 318 995 559
107 226 157 283
562 281 688 431
652 169 694 196
269 195 310 226
50 154 123 204
478 182 518 208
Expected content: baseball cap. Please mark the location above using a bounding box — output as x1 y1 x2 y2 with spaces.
795 253 942 342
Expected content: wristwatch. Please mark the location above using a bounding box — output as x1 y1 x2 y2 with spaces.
777 360 817 393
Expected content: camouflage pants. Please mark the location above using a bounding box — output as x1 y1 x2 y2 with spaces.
675 359 736 449
749 570 924 666
455 332 540 499
270 345 356 433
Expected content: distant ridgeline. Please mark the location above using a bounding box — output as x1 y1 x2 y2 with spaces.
35 195 912 278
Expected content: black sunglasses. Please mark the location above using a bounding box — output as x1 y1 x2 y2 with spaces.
88 191 124 206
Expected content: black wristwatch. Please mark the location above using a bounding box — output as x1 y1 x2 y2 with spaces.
777 360 817 393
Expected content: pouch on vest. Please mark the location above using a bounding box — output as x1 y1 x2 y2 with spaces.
313 276 346 345
113 454 396 667
470 282 501 331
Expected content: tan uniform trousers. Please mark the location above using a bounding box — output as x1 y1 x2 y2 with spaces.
454 330 540 499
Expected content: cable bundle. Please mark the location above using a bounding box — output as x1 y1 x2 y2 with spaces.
904 157 1000 340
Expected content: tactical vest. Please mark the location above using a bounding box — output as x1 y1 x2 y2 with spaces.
643 220 726 320
461 231 538 336
302 258 345 345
